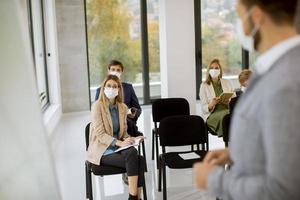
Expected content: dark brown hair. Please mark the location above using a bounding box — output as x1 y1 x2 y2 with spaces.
107 60 124 71
241 0 298 25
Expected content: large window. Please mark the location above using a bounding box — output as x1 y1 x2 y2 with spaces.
195 0 252 98
85 0 160 104
147 0 160 99
201 0 242 81
28 0 50 110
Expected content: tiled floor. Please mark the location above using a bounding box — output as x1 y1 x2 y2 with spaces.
50 105 225 200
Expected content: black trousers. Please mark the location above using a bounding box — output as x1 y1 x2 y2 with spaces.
100 147 145 187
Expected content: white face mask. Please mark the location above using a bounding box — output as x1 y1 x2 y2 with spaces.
236 10 260 52
104 87 119 99
109 71 121 79
241 86 247 92
209 69 220 78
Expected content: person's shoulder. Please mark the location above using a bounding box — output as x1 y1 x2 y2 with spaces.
122 82 134 92
92 100 105 111
200 81 209 88
122 82 133 88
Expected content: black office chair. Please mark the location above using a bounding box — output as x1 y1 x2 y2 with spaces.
222 113 231 147
151 98 190 168
85 123 147 200
157 115 208 200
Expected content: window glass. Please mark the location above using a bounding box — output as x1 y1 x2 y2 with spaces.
201 0 241 88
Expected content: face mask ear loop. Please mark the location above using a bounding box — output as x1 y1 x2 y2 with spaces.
241 7 260 37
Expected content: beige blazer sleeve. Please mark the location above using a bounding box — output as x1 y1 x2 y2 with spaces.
91 101 114 147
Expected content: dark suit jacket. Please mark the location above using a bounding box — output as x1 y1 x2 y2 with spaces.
95 82 141 120
229 89 243 114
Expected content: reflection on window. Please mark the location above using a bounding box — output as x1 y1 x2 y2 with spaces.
28 0 49 109
201 0 241 81
147 0 161 99
86 0 143 102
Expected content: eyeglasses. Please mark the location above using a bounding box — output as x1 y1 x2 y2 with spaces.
105 84 118 89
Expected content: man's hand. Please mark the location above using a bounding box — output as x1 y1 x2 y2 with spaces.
127 107 138 119
193 161 217 190
204 148 232 166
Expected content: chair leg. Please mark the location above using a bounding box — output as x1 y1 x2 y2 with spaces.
158 156 162 192
138 144 141 155
155 133 159 169
85 162 93 200
141 141 148 172
225 141 228 147
142 173 147 200
152 129 155 160
162 163 167 200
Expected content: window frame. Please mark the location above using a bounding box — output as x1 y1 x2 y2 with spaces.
27 0 50 111
84 0 158 106
194 0 250 100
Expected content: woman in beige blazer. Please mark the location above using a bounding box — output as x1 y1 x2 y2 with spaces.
199 59 235 137
87 75 145 200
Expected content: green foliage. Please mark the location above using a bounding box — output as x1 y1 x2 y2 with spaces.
86 0 141 86
202 24 241 75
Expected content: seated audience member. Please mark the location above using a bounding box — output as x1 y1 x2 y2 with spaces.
95 60 141 136
229 69 253 113
199 59 235 137
87 75 145 200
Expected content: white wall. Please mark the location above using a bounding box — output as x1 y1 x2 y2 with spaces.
159 0 197 114
55 0 90 113
0 1 61 199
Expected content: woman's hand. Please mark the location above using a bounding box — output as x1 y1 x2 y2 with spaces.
134 135 145 143
208 97 220 111
116 137 135 147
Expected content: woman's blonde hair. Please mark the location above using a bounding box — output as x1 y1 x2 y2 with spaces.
99 75 124 104
204 59 223 85
239 69 252 84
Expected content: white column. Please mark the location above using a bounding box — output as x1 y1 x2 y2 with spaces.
159 0 197 114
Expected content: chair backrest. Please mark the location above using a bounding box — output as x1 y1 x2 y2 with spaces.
159 115 207 147
152 98 190 123
222 114 231 144
85 123 91 151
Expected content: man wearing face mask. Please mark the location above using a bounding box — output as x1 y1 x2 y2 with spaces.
194 0 300 199
95 60 142 134
199 59 235 137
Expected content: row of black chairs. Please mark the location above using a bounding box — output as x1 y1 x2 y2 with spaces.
151 98 210 200
85 98 230 200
